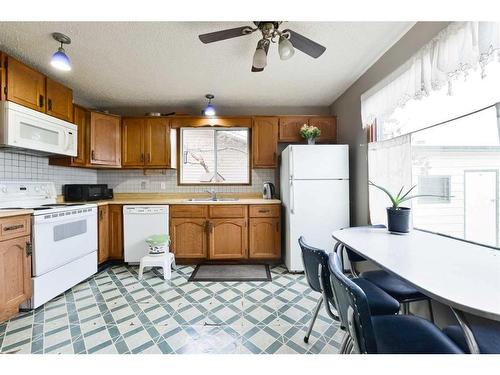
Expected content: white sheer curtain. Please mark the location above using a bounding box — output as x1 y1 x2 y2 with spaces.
361 22 500 135
368 135 412 225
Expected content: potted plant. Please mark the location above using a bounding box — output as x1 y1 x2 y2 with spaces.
300 124 321 145
369 181 441 234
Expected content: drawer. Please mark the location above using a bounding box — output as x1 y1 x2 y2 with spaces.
170 205 208 218
209 205 247 219
0 215 31 241
249 205 280 218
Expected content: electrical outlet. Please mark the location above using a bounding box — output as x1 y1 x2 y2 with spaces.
160 182 166 190
140 181 147 190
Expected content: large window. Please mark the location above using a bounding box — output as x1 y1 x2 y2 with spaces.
411 106 500 248
180 128 250 185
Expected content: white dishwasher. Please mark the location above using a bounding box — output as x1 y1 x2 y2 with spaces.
123 205 169 263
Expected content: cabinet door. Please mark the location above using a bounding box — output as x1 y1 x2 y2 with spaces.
308 117 337 143
279 116 309 142
249 218 281 259
90 112 121 166
0 236 31 322
145 118 170 168
6 56 46 112
252 117 279 168
170 218 208 258
46 78 73 122
208 219 248 260
98 205 109 264
122 118 145 167
108 205 123 260
72 105 88 166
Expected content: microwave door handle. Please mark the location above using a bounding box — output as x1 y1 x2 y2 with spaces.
63 130 70 151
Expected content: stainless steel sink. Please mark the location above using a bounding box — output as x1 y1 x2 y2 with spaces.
187 197 239 202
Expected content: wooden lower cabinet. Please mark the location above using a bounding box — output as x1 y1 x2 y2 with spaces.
98 205 109 264
249 218 281 259
0 215 32 322
209 219 248 260
170 218 208 258
98 205 123 264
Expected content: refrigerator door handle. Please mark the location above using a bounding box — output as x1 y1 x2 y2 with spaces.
289 146 294 179
290 179 295 214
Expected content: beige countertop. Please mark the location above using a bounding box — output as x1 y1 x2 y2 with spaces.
0 209 34 218
60 193 281 206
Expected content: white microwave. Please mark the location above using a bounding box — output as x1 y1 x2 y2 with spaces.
0 100 77 156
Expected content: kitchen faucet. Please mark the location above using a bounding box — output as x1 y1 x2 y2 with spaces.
206 189 217 201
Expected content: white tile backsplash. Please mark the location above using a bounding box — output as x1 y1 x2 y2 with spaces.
0 150 276 195
97 169 276 194
0 150 97 194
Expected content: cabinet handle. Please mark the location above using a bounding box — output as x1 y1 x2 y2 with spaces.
25 242 32 257
140 153 144 162
48 98 52 111
91 150 96 160
39 94 44 108
147 153 151 163
258 209 270 213
3 224 24 231
276 222 279 232
273 152 276 162
99 210 103 220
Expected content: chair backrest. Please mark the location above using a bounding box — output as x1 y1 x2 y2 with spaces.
298 236 333 298
328 252 378 353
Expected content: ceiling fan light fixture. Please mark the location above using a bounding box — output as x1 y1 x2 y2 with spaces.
252 40 268 69
50 32 72 71
278 34 295 60
203 94 216 116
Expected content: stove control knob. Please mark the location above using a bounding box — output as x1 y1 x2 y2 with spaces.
1 187 6 193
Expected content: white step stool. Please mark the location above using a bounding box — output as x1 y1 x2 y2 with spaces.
138 253 176 280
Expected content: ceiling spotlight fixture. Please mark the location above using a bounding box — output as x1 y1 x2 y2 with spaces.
199 22 326 72
278 33 295 60
50 32 72 71
202 94 216 116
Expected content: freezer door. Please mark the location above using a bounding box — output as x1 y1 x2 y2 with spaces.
290 145 349 180
285 179 350 272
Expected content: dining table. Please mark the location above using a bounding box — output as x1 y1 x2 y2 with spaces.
331 226 500 354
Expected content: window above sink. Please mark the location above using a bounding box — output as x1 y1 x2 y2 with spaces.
179 127 250 185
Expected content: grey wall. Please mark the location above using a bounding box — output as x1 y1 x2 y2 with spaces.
330 22 450 226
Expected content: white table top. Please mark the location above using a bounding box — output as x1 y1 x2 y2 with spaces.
332 227 500 321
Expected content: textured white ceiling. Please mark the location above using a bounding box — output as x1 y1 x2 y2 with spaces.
0 22 413 114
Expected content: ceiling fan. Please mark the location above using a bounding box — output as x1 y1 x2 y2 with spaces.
198 22 326 72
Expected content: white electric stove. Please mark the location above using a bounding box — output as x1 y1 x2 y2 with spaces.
0 181 98 309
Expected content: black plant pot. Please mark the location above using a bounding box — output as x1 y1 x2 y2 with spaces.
386 207 411 233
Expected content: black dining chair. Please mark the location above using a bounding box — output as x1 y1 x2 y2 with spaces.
337 225 434 320
443 322 500 354
298 236 400 344
327 251 463 354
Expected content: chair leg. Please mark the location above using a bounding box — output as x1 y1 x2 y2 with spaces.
402 302 409 315
304 296 323 343
427 299 435 323
339 332 350 354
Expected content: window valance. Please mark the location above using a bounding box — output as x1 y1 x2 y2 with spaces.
361 22 500 130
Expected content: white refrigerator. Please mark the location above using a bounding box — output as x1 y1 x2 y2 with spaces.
280 145 350 272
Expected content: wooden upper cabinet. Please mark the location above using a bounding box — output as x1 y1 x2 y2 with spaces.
252 117 279 168
308 117 337 143
45 78 73 122
279 116 309 142
6 56 46 112
145 118 170 167
122 118 145 167
208 219 248 260
90 112 121 167
0 52 6 101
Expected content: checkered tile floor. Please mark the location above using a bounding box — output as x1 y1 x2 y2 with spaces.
0 265 342 354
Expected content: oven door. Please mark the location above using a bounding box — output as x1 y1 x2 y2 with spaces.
31 206 97 277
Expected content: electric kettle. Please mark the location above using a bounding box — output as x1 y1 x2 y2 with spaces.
262 182 275 199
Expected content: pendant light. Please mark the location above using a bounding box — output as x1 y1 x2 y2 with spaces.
278 34 295 60
50 32 72 71
202 94 216 116
252 39 268 69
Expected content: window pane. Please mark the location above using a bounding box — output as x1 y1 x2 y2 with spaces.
180 128 249 184
181 129 215 183
216 130 249 184
411 106 500 248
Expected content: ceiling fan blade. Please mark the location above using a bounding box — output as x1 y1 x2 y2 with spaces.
199 26 254 44
282 29 326 58
251 42 270 72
